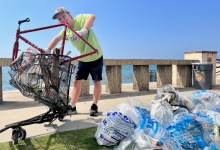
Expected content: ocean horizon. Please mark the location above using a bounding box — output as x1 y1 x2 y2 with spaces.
2 65 157 91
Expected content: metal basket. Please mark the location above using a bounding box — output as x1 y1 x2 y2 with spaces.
9 52 73 108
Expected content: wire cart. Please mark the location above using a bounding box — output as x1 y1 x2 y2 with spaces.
0 18 98 144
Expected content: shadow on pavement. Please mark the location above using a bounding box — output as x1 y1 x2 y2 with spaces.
0 100 43 110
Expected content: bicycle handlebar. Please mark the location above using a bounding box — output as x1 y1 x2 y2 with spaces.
18 18 30 25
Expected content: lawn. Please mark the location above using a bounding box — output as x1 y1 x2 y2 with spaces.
0 127 113 150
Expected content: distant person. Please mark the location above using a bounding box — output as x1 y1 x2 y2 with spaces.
45 7 103 116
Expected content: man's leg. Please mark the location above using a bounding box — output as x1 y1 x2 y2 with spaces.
89 56 103 116
93 80 102 104
68 80 83 115
70 80 83 105
90 80 101 116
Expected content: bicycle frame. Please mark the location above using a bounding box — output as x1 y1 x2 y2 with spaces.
12 18 98 61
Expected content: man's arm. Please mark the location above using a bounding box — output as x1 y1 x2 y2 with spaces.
72 14 96 41
83 14 96 30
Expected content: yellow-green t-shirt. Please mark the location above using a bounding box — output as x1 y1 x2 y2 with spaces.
59 14 102 62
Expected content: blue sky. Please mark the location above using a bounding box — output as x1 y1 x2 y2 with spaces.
1 0 220 59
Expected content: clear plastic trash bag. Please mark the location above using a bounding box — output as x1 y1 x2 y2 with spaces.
150 98 173 128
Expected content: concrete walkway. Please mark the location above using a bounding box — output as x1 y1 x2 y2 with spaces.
0 84 219 143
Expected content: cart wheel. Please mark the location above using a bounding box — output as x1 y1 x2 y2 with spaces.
12 129 18 145
58 114 65 121
18 127 26 140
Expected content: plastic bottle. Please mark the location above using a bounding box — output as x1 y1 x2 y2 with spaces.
159 137 183 150
213 113 220 142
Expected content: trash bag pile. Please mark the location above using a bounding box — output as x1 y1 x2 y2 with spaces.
95 84 220 150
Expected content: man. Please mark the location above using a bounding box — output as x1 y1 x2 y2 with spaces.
46 7 103 116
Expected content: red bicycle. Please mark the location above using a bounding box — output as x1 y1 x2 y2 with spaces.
1 18 98 144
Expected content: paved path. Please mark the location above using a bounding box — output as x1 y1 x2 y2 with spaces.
0 84 219 143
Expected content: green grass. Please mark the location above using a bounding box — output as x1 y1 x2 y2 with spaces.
0 127 113 150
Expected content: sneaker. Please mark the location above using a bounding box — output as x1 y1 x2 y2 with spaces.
68 105 77 115
90 103 98 116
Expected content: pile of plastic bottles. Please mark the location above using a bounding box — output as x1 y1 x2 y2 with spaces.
95 84 220 149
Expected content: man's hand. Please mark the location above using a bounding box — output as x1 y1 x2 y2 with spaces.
70 28 88 41
77 28 88 36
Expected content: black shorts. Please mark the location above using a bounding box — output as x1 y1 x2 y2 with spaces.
74 56 103 81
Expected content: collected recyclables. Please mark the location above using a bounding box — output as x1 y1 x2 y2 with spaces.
95 111 136 146
192 63 213 89
95 102 138 146
95 85 220 149
166 113 216 149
